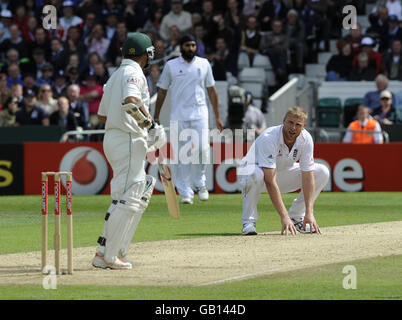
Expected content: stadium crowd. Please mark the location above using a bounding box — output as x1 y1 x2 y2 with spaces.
0 0 401 135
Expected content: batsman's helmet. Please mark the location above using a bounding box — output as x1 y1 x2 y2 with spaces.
122 32 155 63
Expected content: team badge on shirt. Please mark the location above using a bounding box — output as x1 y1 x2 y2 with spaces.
292 149 298 160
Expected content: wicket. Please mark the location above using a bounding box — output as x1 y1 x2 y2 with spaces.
41 171 73 275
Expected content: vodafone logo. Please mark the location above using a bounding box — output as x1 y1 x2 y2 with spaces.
59 147 109 195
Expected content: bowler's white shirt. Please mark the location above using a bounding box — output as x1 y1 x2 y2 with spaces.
241 125 315 172
98 59 150 137
157 55 215 121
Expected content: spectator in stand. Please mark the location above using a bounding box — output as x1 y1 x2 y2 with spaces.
67 84 89 130
349 52 377 81
212 36 239 80
35 63 55 88
30 27 51 61
85 24 110 61
22 73 39 97
285 9 306 73
10 83 24 106
205 46 227 80
67 67 81 86
293 0 316 43
77 0 101 18
239 15 261 67
306 0 331 51
143 7 164 35
193 23 207 58
165 25 181 57
258 0 288 32
7 63 24 88
93 62 109 85
79 73 103 129
105 21 127 67
13 4 29 38
242 0 264 17
104 12 118 40
15 89 49 126
58 0 84 41
326 42 354 81
154 38 166 61
123 0 147 32
225 0 246 31
343 105 383 144
65 53 83 75
184 0 203 14
259 19 289 85
363 74 397 111
148 0 171 19
372 0 402 21
368 5 389 40
99 0 123 20
53 70 69 99
64 26 87 58
339 23 363 56
381 39 402 80
82 52 103 76
372 89 399 124
159 0 192 41
50 37 69 73
379 14 402 53
49 96 78 136
0 96 19 126
0 48 19 74
0 9 13 43
31 48 47 79
0 24 30 59
36 84 58 115
146 64 161 97
210 12 237 49
82 12 97 40
22 16 38 44
353 37 383 75
0 73 11 106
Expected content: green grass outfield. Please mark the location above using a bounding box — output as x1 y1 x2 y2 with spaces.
0 192 401 300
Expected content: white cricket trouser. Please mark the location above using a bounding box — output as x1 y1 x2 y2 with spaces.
239 163 329 225
174 118 209 198
97 129 148 261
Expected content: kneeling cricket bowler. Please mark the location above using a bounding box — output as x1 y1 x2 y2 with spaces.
92 32 166 269
238 107 329 236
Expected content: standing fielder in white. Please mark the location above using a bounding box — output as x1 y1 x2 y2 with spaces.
238 107 329 235
92 33 166 269
154 34 224 204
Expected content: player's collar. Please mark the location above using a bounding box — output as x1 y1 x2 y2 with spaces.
121 58 141 69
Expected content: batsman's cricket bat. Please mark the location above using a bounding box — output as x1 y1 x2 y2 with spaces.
158 163 180 219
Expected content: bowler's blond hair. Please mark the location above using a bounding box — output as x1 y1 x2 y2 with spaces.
284 106 308 122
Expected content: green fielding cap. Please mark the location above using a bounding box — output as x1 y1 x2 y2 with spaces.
122 32 153 57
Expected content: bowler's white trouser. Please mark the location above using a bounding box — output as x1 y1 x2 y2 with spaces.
239 163 329 225
97 129 148 262
174 118 210 198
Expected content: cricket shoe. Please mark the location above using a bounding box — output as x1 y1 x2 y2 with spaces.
291 217 316 234
119 255 134 266
242 222 257 235
180 196 193 204
92 253 108 269
197 186 209 201
92 253 132 269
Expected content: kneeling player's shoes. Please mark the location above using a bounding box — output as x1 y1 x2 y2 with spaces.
291 217 316 234
181 197 193 204
242 222 257 235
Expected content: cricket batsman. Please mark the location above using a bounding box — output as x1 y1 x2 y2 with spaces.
92 32 166 269
238 107 329 236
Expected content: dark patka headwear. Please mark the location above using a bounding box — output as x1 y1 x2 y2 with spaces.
180 34 196 46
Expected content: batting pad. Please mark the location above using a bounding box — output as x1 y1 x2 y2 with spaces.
119 175 156 258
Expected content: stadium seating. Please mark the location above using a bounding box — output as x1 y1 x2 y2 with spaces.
317 97 342 127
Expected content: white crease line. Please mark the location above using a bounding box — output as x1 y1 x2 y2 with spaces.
195 268 280 287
